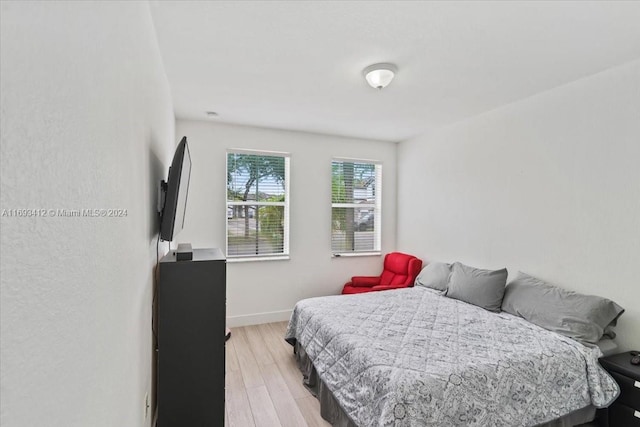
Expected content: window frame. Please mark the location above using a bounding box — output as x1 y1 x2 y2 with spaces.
331 158 382 257
225 149 290 262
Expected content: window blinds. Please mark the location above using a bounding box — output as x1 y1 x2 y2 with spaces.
227 151 289 258
331 160 381 254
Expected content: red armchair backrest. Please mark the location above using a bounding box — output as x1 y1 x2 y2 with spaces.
378 252 423 287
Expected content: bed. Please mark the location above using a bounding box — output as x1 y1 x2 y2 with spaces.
285 287 620 427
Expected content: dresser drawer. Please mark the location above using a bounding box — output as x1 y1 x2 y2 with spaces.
609 402 640 426
609 370 640 409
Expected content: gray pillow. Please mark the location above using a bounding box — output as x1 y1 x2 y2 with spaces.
414 262 451 293
602 325 617 339
501 272 624 345
446 262 507 312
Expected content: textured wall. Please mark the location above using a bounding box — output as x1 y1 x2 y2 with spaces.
397 61 640 352
0 2 174 426
175 120 397 326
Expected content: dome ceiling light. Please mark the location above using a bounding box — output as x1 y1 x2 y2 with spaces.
363 63 397 89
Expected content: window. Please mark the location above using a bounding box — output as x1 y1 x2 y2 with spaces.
331 159 381 255
226 150 289 259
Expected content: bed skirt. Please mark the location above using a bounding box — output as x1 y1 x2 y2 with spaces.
291 341 597 427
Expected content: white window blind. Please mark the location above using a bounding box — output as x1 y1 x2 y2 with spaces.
227 150 289 259
331 159 381 255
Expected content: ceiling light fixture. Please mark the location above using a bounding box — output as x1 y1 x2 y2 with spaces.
363 63 397 89
205 111 219 117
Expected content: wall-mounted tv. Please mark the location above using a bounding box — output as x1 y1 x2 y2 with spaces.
159 136 191 241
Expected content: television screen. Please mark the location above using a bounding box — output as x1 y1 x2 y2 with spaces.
160 137 191 241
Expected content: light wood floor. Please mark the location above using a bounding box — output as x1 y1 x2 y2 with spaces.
225 322 331 427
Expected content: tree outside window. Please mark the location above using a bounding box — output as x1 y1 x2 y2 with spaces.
227 151 289 258
331 160 381 254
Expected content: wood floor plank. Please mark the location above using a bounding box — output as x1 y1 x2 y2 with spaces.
258 323 292 363
232 326 265 389
296 396 332 427
246 385 282 427
267 321 296 355
225 336 240 373
225 370 256 427
245 324 275 365
275 321 289 333
277 355 313 399
259 363 308 427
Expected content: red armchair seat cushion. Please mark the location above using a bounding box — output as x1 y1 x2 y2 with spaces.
342 285 377 294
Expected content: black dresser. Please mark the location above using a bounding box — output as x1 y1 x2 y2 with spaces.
599 351 640 427
158 248 226 427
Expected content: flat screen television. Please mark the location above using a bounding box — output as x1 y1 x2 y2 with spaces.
159 136 191 241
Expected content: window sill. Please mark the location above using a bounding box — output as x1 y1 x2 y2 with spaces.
227 255 290 263
332 252 382 258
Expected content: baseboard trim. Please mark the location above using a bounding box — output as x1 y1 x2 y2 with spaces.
227 309 292 327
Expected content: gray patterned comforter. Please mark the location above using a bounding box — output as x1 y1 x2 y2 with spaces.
285 287 619 427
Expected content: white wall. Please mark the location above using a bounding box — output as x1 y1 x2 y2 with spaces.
0 2 174 426
175 120 397 326
397 61 640 351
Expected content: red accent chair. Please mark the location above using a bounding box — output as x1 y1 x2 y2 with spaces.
341 252 423 295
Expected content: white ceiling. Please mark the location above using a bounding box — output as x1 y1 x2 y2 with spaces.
149 1 640 142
